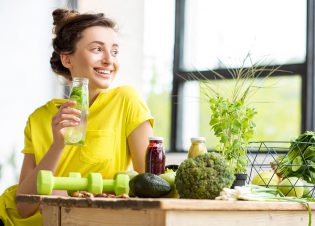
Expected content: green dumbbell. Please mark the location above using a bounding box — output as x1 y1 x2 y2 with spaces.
67 172 82 196
37 170 130 195
103 174 130 195
37 170 103 195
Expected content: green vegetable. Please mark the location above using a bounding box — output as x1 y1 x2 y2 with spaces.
271 131 315 184
251 171 279 187
302 179 313 198
129 173 171 198
278 177 304 198
159 170 179 198
292 156 303 172
175 152 235 199
216 185 313 226
159 170 175 186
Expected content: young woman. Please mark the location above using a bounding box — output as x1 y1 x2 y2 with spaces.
0 8 153 225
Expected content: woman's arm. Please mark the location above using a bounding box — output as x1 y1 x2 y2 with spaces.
127 120 153 173
16 101 80 218
16 145 64 218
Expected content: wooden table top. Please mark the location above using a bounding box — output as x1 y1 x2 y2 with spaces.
16 194 315 211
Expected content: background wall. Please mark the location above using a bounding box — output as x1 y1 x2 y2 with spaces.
0 0 66 192
79 0 145 91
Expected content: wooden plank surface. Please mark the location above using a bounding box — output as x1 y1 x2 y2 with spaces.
60 208 165 226
159 199 314 211
16 194 315 211
165 210 311 226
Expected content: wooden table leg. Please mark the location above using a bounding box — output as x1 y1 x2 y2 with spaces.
42 205 60 226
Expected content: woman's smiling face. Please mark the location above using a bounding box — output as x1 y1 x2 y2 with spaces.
66 26 120 92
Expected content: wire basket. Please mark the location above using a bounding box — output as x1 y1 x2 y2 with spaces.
246 141 315 198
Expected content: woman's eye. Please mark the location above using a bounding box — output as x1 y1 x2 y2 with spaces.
111 50 119 57
92 47 102 52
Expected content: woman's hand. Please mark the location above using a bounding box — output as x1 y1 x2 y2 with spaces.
51 101 81 149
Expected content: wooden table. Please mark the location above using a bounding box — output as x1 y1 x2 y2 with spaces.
16 195 315 226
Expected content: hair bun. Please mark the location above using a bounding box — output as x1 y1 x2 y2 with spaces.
52 8 79 33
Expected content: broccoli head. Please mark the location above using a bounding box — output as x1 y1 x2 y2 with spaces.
175 152 235 199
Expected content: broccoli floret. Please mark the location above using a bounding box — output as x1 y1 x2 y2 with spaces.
175 152 235 199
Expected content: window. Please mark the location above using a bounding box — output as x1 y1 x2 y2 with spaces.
183 0 306 70
171 0 311 152
144 0 175 151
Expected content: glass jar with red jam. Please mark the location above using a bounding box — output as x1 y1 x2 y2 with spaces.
145 136 165 175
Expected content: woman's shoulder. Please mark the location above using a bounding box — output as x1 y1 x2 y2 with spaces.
29 99 66 119
111 85 140 96
101 85 141 101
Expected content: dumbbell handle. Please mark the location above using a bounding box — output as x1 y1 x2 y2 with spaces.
53 177 88 191
103 180 114 193
103 174 130 195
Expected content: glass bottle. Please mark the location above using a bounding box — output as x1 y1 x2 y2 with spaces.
145 136 166 175
188 137 207 158
64 77 89 146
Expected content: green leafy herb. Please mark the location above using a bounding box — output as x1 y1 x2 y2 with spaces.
209 97 256 173
199 54 281 173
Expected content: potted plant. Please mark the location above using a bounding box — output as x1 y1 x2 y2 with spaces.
209 95 255 187
199 55 280 187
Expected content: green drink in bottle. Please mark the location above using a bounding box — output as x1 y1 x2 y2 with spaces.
64 77 89 145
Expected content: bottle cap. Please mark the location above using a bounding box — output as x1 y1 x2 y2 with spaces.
72 77 89 84
149 136 164 141
191 137 206 142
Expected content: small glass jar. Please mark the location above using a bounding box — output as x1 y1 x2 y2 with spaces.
64 77 89 146
188 137 207 158
145 136 166 175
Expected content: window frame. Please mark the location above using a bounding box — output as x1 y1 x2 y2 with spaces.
171 0 314 152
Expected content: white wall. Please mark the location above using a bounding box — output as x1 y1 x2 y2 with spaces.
0 0 67 193
79 0 145 91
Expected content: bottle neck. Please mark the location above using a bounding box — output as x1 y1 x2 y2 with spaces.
72 78 89 87
72 82 88 87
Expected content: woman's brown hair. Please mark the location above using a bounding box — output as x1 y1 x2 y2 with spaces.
50 9 117 80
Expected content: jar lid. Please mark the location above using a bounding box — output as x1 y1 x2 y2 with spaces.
149 136 164 141
191 137 206 142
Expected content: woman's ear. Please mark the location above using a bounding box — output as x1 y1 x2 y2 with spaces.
60 54 72 69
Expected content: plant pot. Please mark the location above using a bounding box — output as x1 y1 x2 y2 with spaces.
231 173 247 188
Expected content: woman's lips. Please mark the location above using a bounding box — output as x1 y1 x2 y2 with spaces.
94 68 112 79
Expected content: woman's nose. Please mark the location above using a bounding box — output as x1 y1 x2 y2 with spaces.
101 50 114 65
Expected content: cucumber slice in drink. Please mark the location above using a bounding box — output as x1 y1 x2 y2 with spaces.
70 94 82 110
70 87 82 97
64 127 83 144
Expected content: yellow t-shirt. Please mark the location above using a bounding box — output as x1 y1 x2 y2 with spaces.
0 85 154 225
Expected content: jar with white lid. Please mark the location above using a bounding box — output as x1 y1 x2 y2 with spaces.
188 137 207 158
